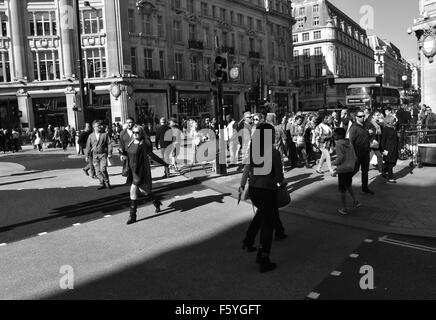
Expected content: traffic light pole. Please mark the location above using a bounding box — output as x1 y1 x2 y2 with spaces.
216 79 227 175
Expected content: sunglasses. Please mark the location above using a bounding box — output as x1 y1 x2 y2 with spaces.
133 131 140 134
356 115 364 118
253 118 259 121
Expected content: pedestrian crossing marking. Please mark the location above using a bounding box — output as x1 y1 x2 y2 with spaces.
38 232 48 236
330 271 342 276
307 292 320 300
73 223 81 227
349 253 359 258
0 243 6 247
104 215 112 218
364 239 374 243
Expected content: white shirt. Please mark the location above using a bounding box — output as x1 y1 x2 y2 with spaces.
95 132 100 141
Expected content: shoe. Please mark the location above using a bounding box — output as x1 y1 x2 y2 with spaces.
258 254 277 273
152 199 162 213
316 169 323 174
331 171 337 177
275 233 288 241
82 168 89 176
92 175 98 179
97 184 106 190
353 201 362 208
338 208 349 215
242 240 257 252
387 179 397 184
362 189 375 195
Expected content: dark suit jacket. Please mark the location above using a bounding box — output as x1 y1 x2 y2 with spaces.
86 132 113 157
119 129 135 155
155 124 172 149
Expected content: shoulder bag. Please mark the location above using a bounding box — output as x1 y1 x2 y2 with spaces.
277 185 291 208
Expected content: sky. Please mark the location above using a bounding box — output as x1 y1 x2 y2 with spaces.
329 0 420 63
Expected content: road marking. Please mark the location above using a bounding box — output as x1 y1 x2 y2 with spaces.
104 215 112 218
330 271 342 277
175 196 180 198
0 243 6 247
73 223 81 227
349 253 359 258
38 232 48 236
61 186 67 189
364 239 374 243
379 235 436 254
307 292 320 300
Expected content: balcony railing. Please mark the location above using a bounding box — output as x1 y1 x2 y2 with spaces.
249 51 261 59
188 40 204 50
144 70 161 79
220 46 235 54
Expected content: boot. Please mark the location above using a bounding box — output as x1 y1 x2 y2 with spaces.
152 199 162 213
256 249 277 273
126 200 137 225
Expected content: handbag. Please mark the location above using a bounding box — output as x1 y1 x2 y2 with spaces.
276 185 291 208
370 139 379 149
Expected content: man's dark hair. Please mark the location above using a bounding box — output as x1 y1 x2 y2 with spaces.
126 117 135 122
385 107 392 113
92 120 101 127
334 127 346 139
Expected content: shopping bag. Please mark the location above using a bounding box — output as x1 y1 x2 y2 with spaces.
370 154 378 166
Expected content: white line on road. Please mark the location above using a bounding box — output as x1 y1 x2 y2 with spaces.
104 215 112 218
73 223 81 227
330 271 342 277
364 239 374 243
307 292 320 300
349 253 359 258
379 235 436 254
38 232 48 236
0 243 6 247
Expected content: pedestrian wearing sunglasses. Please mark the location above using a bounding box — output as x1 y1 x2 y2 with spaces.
125 125 169 225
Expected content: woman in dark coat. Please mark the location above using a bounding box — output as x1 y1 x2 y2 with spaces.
124 125 169 225
380 118 399 183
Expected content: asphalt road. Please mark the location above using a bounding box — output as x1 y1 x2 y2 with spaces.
1 151 436 299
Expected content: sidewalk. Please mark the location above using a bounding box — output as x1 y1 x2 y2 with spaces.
188 160 436 238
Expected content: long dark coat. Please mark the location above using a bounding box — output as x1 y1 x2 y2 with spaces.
380 126 399 165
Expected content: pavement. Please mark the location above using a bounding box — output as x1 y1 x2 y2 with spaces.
1 142 436 299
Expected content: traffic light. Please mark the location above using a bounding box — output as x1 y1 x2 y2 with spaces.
169 85 177 104
87 83 95 105
215 54 228 83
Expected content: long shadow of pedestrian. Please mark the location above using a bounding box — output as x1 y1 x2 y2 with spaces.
287 176 325 193
136 193 232 223
0 176 56 187
284 173 312 184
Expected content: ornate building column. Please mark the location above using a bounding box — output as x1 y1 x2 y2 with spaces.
65 86 85 129
16 89 34 129
60 0 75 78
109 82 135 124
9 0 27 81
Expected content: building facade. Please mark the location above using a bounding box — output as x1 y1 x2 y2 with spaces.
0 0 298 131
368 35 411 89
291 0 374 111
410 0 436 109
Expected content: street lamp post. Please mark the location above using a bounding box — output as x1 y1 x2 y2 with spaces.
322 67 327 108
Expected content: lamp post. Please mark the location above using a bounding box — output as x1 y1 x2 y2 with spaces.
322 67 327 109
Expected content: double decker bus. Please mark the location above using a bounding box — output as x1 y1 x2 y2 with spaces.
346 84 401 111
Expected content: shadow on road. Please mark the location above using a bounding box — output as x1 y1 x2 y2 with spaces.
0 176 56 187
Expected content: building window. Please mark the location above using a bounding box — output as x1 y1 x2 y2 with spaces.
29 12 57 36
293 50 299 57
128 9 135 33
303 48 310 59
131 47 137 75
314 30 321 40
257 19 262 32
157 15 164 37
0 51 11 82
173 0 181 9
231 33 235 48
249 38 254 52
173 20 182 42
0 13 7 37
204 56 212 80
144 48 153 73
32 50 60 81
295 66 300 78
313 17 319 26
159 51 165 79
313 4 319 13
175 53 184 79
222 31 228 47
258 39 263 55
143 14 152 35
238 13 244 26
230 11 234 23
299 7 305 16
84 48 106 78
203 27 211 47
189 24 196 41
220 8 226 21
304 64 311 78
247 17 253 29
315 63 322 77
302 33 309 41
316 82 323 94
314 47 322 56
191 56 199 81
239 34 245 53
81 9 104 34
201 2 208 16
212 6 217 18
187 0 194 13
293 34 298 43
297 18 304 29
304 83 312 95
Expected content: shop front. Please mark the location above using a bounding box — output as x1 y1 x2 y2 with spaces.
86 93 112 126
0 97 18 130
178 92 213 125
33 96 68 129
274 93 289 119
133 91 168 134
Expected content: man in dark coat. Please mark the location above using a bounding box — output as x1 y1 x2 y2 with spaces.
349 110 375 195
380 116 399 183
155 117 172 177
60 127 70 151
79 123 95 177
